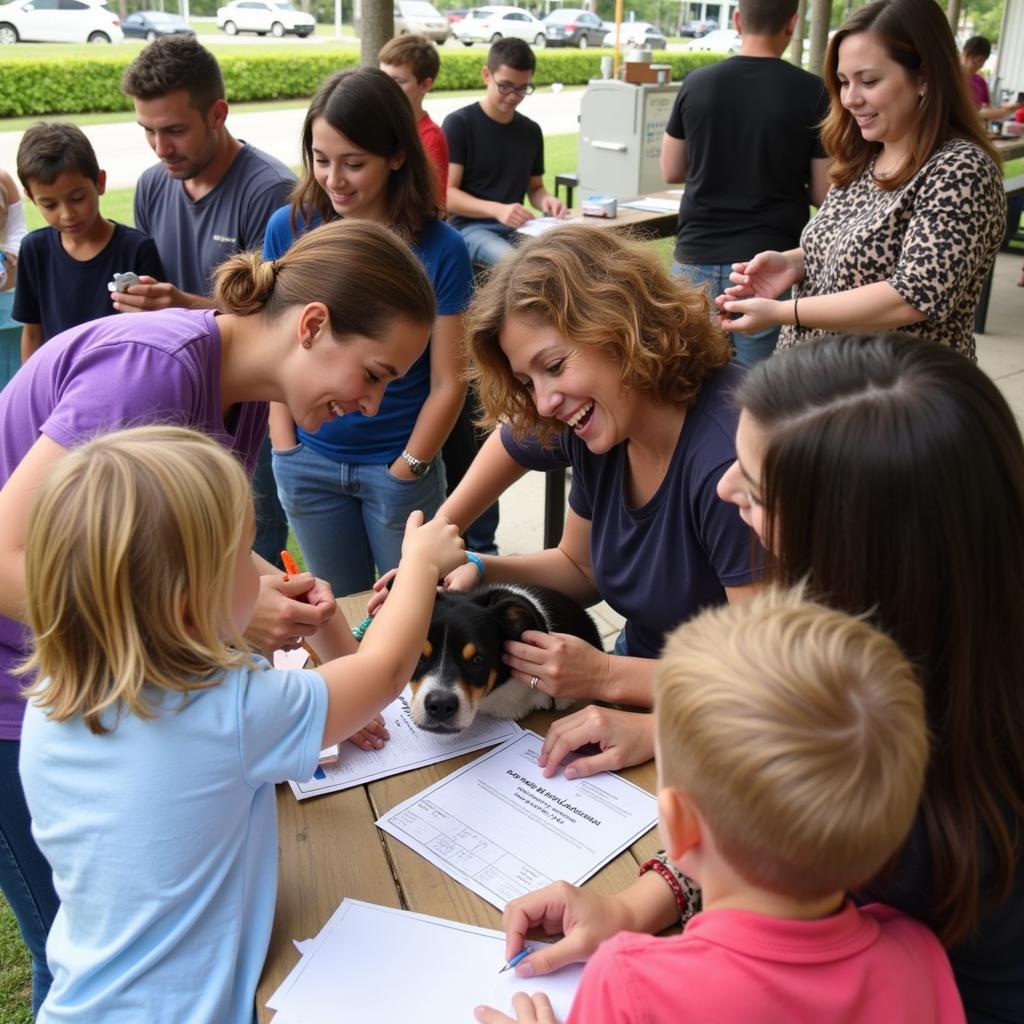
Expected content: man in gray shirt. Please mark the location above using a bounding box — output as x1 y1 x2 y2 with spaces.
116 36 295 308
117 37 295 561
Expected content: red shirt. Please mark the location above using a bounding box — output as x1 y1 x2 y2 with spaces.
567 902 965 1024
418 112 449 205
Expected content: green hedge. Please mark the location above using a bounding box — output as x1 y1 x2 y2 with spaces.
0 48 724 118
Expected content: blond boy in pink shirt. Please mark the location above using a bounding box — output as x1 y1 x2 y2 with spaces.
478 587 964 1024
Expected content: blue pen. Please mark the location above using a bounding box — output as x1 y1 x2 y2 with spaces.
498 947 532 974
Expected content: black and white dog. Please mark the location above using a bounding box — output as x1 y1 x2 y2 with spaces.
409 583 602 734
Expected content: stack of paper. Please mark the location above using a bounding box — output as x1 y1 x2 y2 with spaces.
619 196 680 214
266 899 584 1023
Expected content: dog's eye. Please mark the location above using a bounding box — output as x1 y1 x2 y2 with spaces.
471 654 485 666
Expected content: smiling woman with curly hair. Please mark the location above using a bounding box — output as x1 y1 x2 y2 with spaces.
426 224 758 724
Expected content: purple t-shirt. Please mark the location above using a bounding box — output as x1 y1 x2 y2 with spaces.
501 362 757 659
0 308 268 739
968 72 990 109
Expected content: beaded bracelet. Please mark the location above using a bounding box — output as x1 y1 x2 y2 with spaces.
639 855 702 925
351 615 373 642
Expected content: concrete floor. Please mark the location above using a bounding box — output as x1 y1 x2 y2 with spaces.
492 250 1024 648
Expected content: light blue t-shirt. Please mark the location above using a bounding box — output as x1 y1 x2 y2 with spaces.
263 208 472 464
20 658 328 1024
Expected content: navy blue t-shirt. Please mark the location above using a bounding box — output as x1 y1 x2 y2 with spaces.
501 362 757 658
13 223 165 341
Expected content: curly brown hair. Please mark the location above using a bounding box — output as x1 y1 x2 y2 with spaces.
464 225 731 444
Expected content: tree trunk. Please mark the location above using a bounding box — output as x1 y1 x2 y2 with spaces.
946 0 961 32
808 0 831 77
788 0 808 68
360 0 395 67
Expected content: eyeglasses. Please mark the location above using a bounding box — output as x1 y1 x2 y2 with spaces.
494 80 536 97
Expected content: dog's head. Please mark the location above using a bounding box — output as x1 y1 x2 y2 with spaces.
409 587 546 733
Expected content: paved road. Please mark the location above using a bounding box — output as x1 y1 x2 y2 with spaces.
0 86 585 189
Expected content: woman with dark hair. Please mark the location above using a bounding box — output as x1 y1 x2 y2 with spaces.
717 0 1004 360
263 67 472 595
495 334 1024 1022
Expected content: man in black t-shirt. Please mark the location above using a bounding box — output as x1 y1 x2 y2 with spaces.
661 0 830 366
443 38 565 266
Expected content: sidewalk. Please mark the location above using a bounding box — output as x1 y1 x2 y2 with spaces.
0 86 584 189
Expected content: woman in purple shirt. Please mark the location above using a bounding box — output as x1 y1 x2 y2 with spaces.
0 218 435 1014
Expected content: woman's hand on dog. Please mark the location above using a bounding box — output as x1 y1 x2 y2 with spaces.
503 632 612 703
537 707 655 779
475 992 559 1024
500 881 635 978
344 713 389 751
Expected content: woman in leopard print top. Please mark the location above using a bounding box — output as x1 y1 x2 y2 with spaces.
717 0 1004 360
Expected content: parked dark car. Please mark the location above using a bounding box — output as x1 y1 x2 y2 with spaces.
542 7 603 47
680 17 712 36
121 9 193 38
445 5 467 24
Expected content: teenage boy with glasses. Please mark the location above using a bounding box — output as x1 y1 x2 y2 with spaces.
443 37 566 266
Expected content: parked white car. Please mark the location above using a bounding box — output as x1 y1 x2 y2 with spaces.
688 27 740 52
601 20 667 49
0 0 122 44
453 5 546 46
394 0 447 42
216 0 314 37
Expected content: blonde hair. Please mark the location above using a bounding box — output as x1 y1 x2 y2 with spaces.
464 225 731 444
213 218 436 332
20 426 255 735
655 584 928 900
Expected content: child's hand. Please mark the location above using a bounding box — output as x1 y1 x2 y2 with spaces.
501 882 633 978
345 714 389 751
110 277 187 313
475 992 559 1024
442 561 482 593
400 511 465 578
366 568 398 616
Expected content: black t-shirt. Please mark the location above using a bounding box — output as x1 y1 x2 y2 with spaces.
442 102 544 229
665 56 828 265
13 222 165 341
863 814 1024 1023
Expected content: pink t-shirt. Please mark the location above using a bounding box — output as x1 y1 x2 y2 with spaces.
566 902 965 1024
968 72 990 109
419 112 449 203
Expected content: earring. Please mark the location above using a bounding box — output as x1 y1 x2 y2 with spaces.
302 339 312 350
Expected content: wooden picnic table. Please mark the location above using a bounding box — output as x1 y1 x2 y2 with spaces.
256 592 659 1021
994 135 1024 163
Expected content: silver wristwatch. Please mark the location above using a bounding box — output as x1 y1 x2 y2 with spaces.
400 450 431 477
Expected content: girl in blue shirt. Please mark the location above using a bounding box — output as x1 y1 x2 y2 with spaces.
264 67 473 595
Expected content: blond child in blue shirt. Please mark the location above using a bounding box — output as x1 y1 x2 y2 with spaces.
18 424 465 1024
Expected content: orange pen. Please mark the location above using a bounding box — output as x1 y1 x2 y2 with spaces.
280 550 321 666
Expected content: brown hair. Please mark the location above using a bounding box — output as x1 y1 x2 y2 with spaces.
213 218 435 334
736 332 1024 945
657 584 927 900
290 67 440 243
16 122 100 192
379 34 441 83
21 427 254 735
821 0 998 190
464 225 731 444
738 0 798 36
488 37 536 73
121 36 225 113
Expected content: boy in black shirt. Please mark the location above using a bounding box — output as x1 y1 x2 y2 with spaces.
443 38 565 266
14 122 164 359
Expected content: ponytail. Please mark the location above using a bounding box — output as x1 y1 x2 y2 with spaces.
212 218 435 334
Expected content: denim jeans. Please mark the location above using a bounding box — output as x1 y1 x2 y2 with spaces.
251 435 289 570
456 219 517 267
272 443 448 596
1 739 57 1015
673 261 784 368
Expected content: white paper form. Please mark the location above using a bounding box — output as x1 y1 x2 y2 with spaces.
288 687 523 800
516 216 568 237
619 197 680 213
267 899 583 1023
376 730 658 910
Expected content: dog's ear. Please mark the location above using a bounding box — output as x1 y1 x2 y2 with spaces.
488 597 547 640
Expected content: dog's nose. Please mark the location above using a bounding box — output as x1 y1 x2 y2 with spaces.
424 690 459 723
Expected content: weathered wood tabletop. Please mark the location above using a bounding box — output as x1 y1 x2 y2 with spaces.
256 593 659 1020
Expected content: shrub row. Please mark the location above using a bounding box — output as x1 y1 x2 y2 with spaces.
0 48 724 118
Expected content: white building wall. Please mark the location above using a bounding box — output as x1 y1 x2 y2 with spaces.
995 0 1024 101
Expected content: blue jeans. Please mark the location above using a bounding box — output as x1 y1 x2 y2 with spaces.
673 261 783 368
252 435 289 569
272 443 448 596
456 219 517 267
1 739 58 1015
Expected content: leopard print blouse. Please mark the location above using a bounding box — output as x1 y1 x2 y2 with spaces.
779 138 1005 360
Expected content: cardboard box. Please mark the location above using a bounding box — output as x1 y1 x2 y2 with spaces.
622 62 672 85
